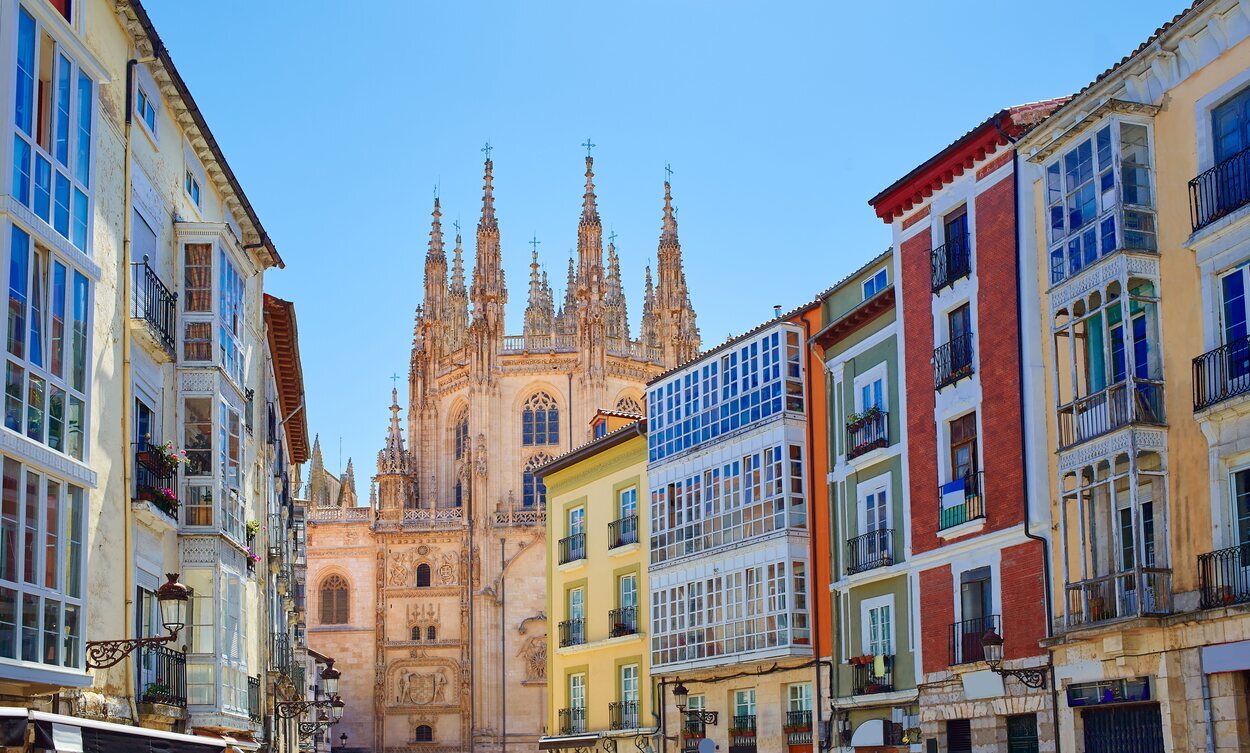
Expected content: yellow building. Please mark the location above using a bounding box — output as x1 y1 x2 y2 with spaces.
538 417 650 752
1019 2 1250 750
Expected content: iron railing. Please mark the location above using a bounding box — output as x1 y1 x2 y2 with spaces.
1057 379 1165 448
1193 336 1250 411
559 707 586 735
247 675 261 722
608 515 639 548
846 528 893 575
558 532 586 564
131 257 177 354
1190 146 1250 232
1064 569 1172 627
558 618 585 647
133 438 177 518
138 644 186 707
269 632 292 673
609 606 639 637
931 234 971 292
846 409 888 460
949 614 1000 665
938 471 984 531
609 700 640 730
1199 543 1250 608
729 715 757 753
933 333 974 390
785 710 813 746
852 654 894 695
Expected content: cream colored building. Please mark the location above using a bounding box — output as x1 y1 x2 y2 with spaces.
0 1 315 751
306 155 699 752
1020 1 1250 750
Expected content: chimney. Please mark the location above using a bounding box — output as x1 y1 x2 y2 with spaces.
773 305 782 318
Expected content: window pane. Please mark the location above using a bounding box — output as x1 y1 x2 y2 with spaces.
65 485 81 599
53 55 70 165
12 136 31 206
14 10 35 135
4 363 22 434
70 272 87 392
75 72 91 187
53 173 70 238
8 226 29 359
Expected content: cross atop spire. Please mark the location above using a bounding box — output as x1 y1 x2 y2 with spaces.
481 140 493 161
665 162 673 181
608 229 617 246
582 137 596 157
529 234 541 253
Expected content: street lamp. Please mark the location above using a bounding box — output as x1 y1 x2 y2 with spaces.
276 660 345 718
86 574 189 669
339 732 348 750
322 660 341 696
980 630 1046 688
671 680 717 725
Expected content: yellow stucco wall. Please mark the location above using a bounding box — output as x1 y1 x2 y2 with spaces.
544 431 651 735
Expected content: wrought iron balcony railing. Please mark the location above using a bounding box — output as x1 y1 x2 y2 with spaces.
1057 379 1165 449
931 234 971 292
1199 543 1250 609
558 532 586 565
1190 145 1250 232
558 707 587 735
1064 569 1172 627
133 439 177 519
131 257 177 355
938 471 983 531
729 715 757 753
609 606 639 637
846 409 888 460
269 632 292 673
851 654 894 695
949 614 1000 666
933 333 974 390
247 674 261 722
609 700 640 730
785 710 813 746
608 515 639 548
1193 336 1250 412
138 643 186 707
846 528 893 575
558 618 585 648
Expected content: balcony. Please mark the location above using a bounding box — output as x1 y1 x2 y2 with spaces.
1193 336 1250 412
1199 544 1250 609
247 675 261 723
1189 146 1250 232
1057 379 1164 449
134 439 178 520
933 333 974 390
948 614 1000 665
130 257 177 357
138 644 187 708
608 515 639 549
558 532 586 565
729 715 757 753
846 528 893 575
1064 569 1172 628
851 654 894 695
269 632 292 674
938 471 983 531
558 618 585 648
559 707 586 735
609 700 639 730
785 710 813 746
846 408 888 460
608 606 639 638
931 234 971 292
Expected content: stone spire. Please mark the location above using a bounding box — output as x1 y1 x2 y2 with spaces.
655 180 699 366
556 256 577 335
524 249 555 336
378 388 409 475
368 479 377 509
576 156 604 292
640 264 659 351
604 240 629 341
471 156 506 328
338 458 359 508
447 231 469 352
422 196 448 324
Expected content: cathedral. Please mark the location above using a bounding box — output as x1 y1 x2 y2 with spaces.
303 152 699 752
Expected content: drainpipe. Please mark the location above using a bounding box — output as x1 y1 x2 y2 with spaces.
798 314 825 748
995 114 1062 753
120 48 159 726
500 537 507 753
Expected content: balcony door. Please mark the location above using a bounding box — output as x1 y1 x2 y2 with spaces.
950 413 978 482
1221 265 1250 384
1213 87 1250 222
959 567 992 663
860 487 889 565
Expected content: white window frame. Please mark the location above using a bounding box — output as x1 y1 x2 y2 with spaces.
733 688 756 717
853 362 888 413
183 141 206 214
134 79 158 142
862 267 888 300
787 682 811 712
856 471 891 536
860 593 894 656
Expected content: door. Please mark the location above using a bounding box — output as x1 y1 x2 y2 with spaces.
862 489 888 565
618 574 638 632
959 567 992 663
1082 705 1164 753
620 664 639 727
568 587 584 644
948 304 972 374
1213 86 1250 216
944 206 970 278
1222 265 1250 387
618 486 638 544
1006 714 1039 753
567 506 585 560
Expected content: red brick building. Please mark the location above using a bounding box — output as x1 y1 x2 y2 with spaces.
869 102 1063 753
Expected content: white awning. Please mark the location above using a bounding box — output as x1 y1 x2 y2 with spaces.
850 718 885 747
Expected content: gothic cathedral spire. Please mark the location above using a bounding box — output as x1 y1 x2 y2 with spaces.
524 249 555 336
655 179 700 366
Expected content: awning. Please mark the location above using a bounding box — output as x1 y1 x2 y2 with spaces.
849 718 886 747
0 707 28 747
30 710 227 753
538 733 601 750
1203 640 1250 674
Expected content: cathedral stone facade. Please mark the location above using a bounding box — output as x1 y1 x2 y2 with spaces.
305 154 698 752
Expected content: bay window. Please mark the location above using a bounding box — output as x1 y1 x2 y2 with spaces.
181 241 246 388
5 225 88 460
11 6 94 253
1047 120 1156 284
184 567 249 715
0 455 85 670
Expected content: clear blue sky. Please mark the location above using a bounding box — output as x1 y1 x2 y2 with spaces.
145 0 1182 490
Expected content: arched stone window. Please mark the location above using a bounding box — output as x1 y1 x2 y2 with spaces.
454 479 464 508
521 391 559 446
615 395 644 415
319 575 349 625
452 408 469 461
411 626 421 641
522 452 553 509
414 725 433 742
416 563 432 588
427 625 437 641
